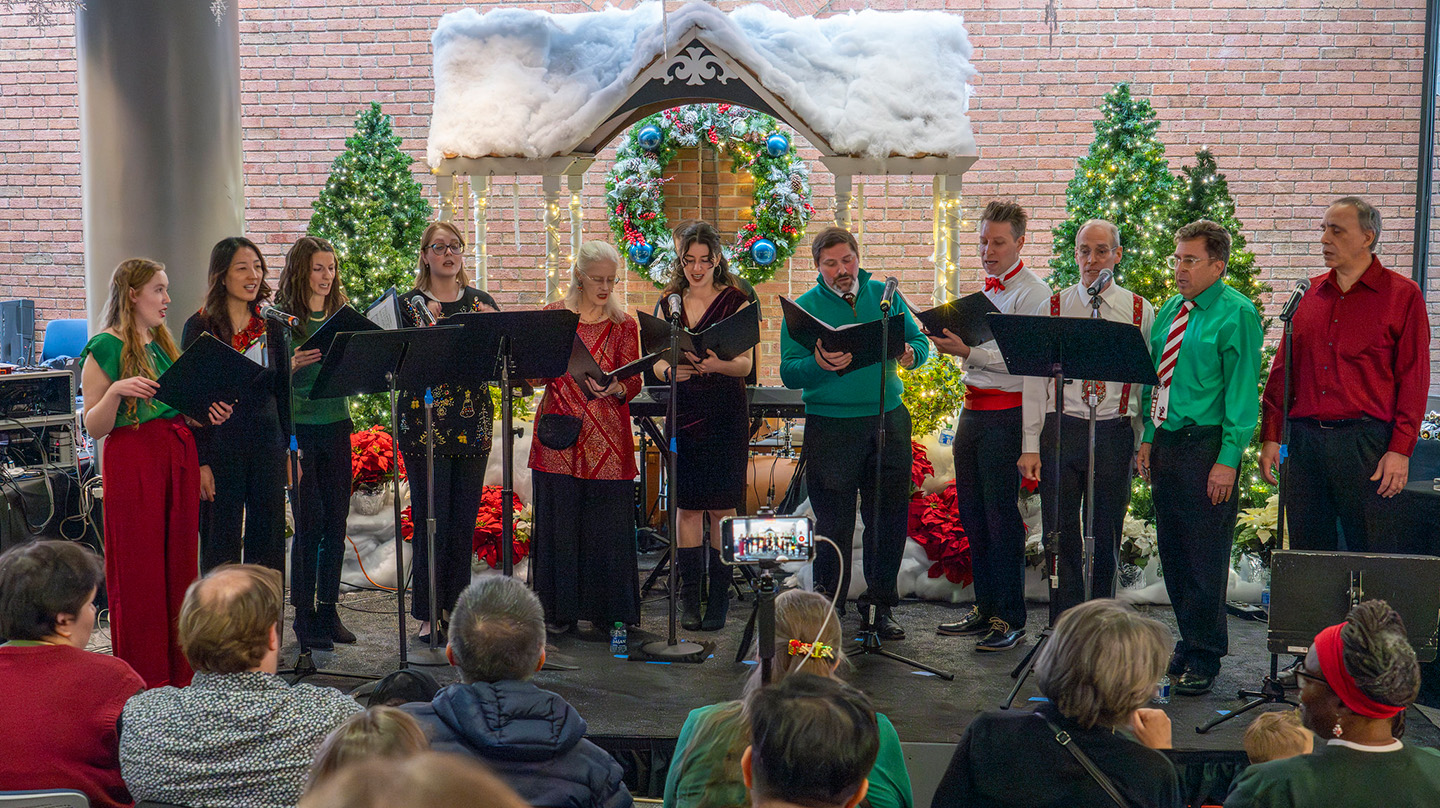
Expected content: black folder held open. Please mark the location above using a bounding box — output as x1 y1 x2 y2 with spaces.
154 332 266 422
567 336 661 399
637 303 761 361
298 303 385 353
778 297 907 376
913 291 1000 347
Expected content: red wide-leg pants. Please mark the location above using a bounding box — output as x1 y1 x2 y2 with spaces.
102 416 200 688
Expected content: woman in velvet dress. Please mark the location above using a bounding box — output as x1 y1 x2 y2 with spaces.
529 240 644 634
651 222 753 632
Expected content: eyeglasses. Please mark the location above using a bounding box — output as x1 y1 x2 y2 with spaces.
427 243 464 255
583 274 617 287
1076 246 1115 259
1166 255 1212 269
681 256 716 269
1295 667 1330 689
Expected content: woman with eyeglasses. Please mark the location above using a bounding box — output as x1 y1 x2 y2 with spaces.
398 221 499 644
181 237 287 575
527 241 643 635
1225 599 1440 808
651 222 754 632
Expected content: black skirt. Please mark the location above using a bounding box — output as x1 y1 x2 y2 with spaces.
529 470 640 626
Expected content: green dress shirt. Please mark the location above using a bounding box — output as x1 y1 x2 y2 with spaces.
1140 280 1263 469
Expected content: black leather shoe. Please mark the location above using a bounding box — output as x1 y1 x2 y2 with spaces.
937 608 989 636
874 606 906 641
294 608 333 652
1167 652 1188 677
1175 671 1216 696
974 619 1025 652
1276 656 1303 690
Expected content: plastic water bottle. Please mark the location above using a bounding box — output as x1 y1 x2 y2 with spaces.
610 622 628 656
1152 675 1171 705
1261 586 1271 619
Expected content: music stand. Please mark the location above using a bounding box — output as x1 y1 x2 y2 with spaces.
986 312 1158 709
312 325 460 669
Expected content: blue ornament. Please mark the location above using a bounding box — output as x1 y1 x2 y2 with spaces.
637 125 663 152
629 242 654 265
765 133 790 157
750 238 778 266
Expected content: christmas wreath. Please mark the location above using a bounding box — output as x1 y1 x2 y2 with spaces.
605 103 814 286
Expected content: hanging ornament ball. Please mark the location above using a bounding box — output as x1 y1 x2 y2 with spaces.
750 238 778 266
637 125 664 152
629 242 654 265
766 133 790 157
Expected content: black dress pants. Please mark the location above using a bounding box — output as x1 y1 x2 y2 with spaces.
402 450 487 622
1040 413 1135 614
200 439 287 574
1152 425 1239 677
1286 418 1410 554
291 419 353 612
953 406 1028 629
805 405 912 608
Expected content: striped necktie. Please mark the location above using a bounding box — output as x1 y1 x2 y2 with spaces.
1156 300 1194 386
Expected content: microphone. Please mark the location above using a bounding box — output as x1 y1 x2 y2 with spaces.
879 277 899 312
258 305 298 328
1086 269 1113 297
666 293 683 322
410 295 439 326
1279 278 1311 322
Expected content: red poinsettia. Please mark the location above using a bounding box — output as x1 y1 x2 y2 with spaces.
351 426 405 492
399 486 529 568
911 441 934 491
907 482 973 586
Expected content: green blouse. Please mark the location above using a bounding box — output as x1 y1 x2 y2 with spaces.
79 332 178 427
291 311 351 426
1225 741 1440 808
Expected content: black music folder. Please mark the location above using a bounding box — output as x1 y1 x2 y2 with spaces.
567 336 660 399
778 297 907 376
155 333 266 421
914 292 1000 347
298 304 384 353
637 303 761 361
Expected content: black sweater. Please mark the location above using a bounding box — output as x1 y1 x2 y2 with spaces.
181 312 287 467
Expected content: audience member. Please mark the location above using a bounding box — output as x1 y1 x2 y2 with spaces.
933 598 1181 807
664 589 912 808
306 705 430 792
0 540 144 808
119 564 362 808
403 574 632 808
299 752 530 808
742 673 880 808
367 667 441 707
1226 600 1440 807
1243 710 1313 765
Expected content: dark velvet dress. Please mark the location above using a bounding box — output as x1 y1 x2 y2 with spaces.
674 285 750 511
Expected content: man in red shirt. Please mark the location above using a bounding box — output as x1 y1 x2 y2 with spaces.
1259 197 1431 553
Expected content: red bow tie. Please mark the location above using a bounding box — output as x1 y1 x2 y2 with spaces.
984 275 1006 293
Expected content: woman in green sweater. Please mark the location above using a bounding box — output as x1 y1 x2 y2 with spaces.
664 589 912 808
1226 600 1440 808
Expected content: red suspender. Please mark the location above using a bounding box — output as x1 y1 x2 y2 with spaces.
1050 293 1061 317
1117 293 1144 414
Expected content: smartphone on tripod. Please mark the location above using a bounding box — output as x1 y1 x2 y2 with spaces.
719 513 814 566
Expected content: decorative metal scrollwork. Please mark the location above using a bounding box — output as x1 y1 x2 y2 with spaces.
662 45 733 86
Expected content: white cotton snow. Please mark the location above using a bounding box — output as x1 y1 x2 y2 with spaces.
427 2 977 165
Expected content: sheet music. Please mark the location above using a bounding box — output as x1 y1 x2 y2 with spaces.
365 288 401 330
242 334 268 367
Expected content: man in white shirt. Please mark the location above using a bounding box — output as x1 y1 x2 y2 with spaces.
930 200 1050 651
1018 220 1155 614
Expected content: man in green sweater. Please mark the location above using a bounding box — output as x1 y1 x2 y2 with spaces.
780 227 928 639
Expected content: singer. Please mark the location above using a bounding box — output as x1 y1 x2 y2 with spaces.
780 226 925 640
931 201 1049 652
651 222 754 632
1259 198 1431 553
276 235 357 651
399 221 499 644
79 258 232 687
180 237 287 575
1018 220 1155 614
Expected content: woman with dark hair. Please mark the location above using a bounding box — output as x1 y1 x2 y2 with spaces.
650 222 753 632
181 236 287 573
934 598 1181 807
1226 600 1440 807
277 235 356 651
80 258 231 687
398 221 499 644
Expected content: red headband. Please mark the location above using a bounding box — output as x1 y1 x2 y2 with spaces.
1314 622 1405 720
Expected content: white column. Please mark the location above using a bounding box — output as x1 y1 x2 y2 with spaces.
833 174 854 231
472 176 490 292
567 173 584 270
933 174 964 306
542 175 564 304
77 1 243 333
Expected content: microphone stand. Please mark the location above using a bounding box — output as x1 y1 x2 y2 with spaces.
1082 289 1103 602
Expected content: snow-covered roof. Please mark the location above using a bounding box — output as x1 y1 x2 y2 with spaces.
427 2 978 167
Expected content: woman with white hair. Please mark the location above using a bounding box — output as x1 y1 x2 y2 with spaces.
933 598 1181 807
529 241 644 634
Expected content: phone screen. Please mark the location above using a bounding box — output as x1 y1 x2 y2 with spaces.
720 516 814 565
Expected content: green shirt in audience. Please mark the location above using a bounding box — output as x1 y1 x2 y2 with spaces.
1225 740 1440 808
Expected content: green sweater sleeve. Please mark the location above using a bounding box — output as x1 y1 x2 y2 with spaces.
780 315 830 390
899 299 929 371
1217 301 1263 469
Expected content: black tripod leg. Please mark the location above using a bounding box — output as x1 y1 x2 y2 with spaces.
868 647 956 680
1002 629 1050 709
1197 694 1279 733
641 546 672 596
736 600 760 663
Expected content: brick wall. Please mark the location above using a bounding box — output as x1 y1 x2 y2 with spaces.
0 0 1431 386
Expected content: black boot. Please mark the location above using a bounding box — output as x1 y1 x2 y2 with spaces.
294 606 333 652
319 601 357 645
700 547 731 631
678 546 705 631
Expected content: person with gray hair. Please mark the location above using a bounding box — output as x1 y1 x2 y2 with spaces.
933 599 1181 807
401 575 633 808
1018 219 1156 613
1258 197 1430 555
529 239 644 635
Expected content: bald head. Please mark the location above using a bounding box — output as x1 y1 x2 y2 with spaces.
179 564 283 674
